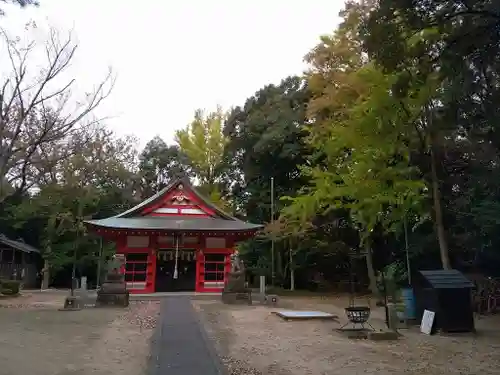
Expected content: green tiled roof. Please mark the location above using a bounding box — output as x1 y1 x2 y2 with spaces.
84 177 263 232
85 216 262 231
0 234 40 253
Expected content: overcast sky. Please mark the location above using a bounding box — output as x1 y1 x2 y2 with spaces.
2 0 343 148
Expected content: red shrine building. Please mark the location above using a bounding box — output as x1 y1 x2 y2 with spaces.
84 178 263 294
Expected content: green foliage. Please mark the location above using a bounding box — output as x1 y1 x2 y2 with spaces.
2 0 500 291
224 76 311 223
358 0 500 270
139 136 192 197
283 20 429 243
1 280 21 295
4 128 138 280
175 107 228 186
223 76 313 283
174 107 230 210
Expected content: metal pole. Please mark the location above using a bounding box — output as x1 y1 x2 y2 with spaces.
381 270 389 328
404 215 411 285
270 177 275 287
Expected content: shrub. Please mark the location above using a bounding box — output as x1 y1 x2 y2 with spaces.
1 280 21 295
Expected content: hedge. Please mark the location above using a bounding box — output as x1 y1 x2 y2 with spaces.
0 280 21 295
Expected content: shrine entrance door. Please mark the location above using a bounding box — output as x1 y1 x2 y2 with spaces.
155 248 196 292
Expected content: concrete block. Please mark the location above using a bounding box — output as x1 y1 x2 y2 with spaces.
367 330 400 341
221 291 252 305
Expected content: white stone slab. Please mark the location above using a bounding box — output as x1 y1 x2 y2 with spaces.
274 310 338 320
420 309 435 335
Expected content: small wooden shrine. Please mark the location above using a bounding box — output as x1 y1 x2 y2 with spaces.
84 178 262 293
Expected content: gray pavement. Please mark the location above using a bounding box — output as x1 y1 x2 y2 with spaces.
149 296 225 375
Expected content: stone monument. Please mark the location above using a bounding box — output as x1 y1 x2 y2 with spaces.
95 254 130 307
222 251 252 304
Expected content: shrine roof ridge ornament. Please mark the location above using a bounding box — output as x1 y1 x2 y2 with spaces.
84 177 264 232
114 177 236 220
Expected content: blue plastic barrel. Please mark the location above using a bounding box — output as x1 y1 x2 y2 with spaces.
401 287 416 320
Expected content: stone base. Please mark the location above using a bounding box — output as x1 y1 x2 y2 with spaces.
406 318 420 326
99 281 127 293
336 329 371 339
367 330 400 341
59 296 82 311
255 293 267 304
95 292 130 307
253 294 280 306
336 329 399 341
221 291 252 305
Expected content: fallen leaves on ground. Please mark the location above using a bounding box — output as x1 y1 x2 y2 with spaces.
118 300 160 329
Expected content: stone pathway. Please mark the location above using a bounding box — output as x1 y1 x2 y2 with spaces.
149 296 225 375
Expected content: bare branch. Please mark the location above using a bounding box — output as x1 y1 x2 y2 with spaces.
0 1 39 16
0 27 115 202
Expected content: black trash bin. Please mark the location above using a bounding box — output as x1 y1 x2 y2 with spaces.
414 269 475 333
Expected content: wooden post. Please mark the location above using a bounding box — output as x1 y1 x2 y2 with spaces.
11 248 15 280
96 237 103 288
21 251 26 285
289 240 295 291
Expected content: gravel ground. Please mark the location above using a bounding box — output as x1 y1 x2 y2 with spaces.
0 292 160 375
193 297 500 375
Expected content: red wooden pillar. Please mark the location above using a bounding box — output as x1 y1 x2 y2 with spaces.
116 236 126 254
146 235 157 293
197 233 206 292
195 248 202 292
224 237 235 287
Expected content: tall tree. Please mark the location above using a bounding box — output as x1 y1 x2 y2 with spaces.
138 136 191 198
283 65 428 292
224 76 311 282
12 127 137 288
0 27 114 203
279 1 431 292
224 76 311 223
360 0 500 268
0 0 38 15
175 107 229 207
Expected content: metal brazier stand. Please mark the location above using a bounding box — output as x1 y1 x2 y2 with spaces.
338 249 375 331
340 306 374 330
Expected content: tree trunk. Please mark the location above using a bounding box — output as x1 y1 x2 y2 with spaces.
277 248 283 285
289 244 295 291
41 259 50 290
41 242 52 290
430 142 451 269
364 240 378 295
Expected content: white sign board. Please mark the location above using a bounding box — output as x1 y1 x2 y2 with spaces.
420 309 436 335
